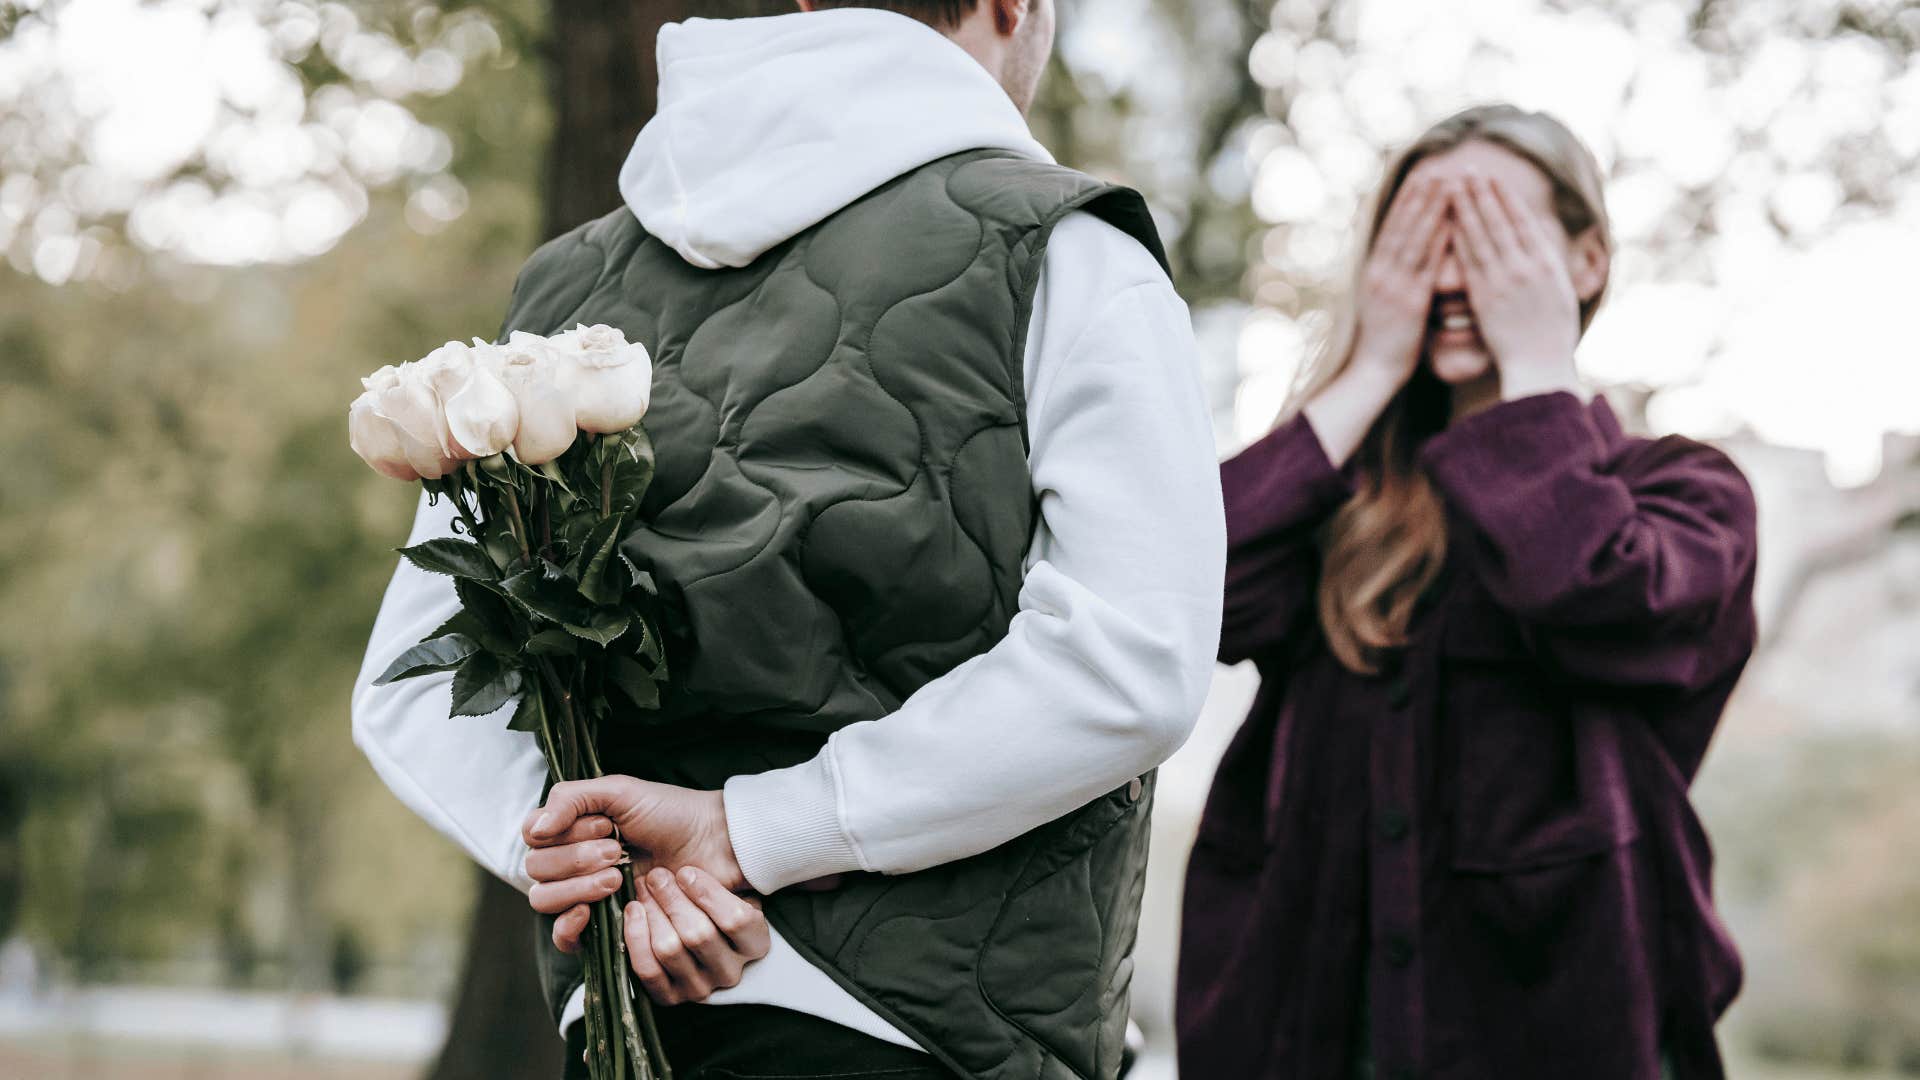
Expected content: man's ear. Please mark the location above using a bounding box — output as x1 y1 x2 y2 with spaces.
992 0 1031 36
1568 227 1610 304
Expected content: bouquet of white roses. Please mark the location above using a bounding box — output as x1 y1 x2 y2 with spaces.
350 324 673 1080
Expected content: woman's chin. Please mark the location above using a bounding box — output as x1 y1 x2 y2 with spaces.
1427 344 1493 385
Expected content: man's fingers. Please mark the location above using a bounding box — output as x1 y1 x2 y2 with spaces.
623 900 675 1005
643 890 710 1000
525 839 628 885
556 815 614 845
647 869 730 973
524 777 640 846
528 866 624 915
679 867 771 960
551 904 590 955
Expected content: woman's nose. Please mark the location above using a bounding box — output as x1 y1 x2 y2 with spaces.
1434 247 1465 291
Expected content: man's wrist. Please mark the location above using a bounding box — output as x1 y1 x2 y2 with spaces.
722 755 866 894
702 788 746 891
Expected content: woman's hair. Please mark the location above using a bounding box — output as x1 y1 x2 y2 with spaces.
1289 104 1612 674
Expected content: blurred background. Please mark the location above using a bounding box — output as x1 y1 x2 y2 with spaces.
0 0 1915 1077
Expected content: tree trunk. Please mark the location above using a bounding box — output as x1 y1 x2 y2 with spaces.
424 866 566 1080
428 5 803 1078
543 0 797 240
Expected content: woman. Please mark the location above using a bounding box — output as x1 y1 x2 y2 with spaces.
1176 105 1755 1080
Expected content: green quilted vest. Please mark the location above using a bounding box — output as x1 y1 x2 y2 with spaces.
497 149 1170 1080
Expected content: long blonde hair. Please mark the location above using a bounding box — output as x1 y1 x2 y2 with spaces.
1289 104 1613 674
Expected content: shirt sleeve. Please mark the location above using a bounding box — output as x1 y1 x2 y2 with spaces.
1216 412 1353 665
349 490 549 894
722 212 1226 892
1418 391 1758 691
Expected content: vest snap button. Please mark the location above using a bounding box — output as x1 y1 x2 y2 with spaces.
1126 776 1143 802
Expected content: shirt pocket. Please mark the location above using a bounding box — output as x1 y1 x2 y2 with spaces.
1441 615 1640 873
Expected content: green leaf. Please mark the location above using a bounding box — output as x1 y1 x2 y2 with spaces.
508 689 545 734
501 565 630 644
453 578 519 653
607 427 656 512
636 619 668 681
398 538 499 581
501 565 594 626
608 654 660 710
524 629 577 657
574 516 627 605
373 634 479 685
564 609 631 646
449 653 522 717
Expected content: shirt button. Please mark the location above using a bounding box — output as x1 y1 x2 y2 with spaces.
1386 679 1411 709
1383 933 1415 968
1376 808 1409 842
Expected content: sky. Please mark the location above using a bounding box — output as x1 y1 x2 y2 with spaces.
2 0 1916 484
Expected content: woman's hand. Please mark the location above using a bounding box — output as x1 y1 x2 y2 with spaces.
1451 172 1582 400
1351 172 1457 387
1305 173 1456 465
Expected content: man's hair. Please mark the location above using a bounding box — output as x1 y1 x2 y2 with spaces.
811 1 980 30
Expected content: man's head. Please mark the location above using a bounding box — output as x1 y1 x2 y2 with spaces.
797 0 1056 114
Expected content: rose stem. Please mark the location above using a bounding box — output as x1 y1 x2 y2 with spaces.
502 482 533 567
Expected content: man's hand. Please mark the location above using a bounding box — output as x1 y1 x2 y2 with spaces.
621 866 771 1004
522 775 745 919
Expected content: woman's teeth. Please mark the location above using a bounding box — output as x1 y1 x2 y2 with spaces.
1440 313 1474 331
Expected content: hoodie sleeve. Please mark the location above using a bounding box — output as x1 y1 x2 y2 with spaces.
723 212 1226 891
349 491 549 894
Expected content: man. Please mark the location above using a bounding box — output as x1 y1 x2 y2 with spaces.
350 1 1224 1076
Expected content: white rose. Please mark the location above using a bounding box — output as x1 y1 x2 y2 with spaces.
361 364 403 394
417 339 519 459
496 331 578 464
368 363 461 479
348 390 422 481
552 323 652 434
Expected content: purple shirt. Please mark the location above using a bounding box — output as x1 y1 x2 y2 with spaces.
1177 392 1755 1080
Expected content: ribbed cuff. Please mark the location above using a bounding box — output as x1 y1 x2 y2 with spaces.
558 982 585 1037
723 750 866 894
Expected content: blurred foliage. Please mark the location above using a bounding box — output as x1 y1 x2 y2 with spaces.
0 0 547 992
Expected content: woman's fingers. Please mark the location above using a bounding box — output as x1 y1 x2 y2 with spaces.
524 838 627 885
1373 175 1435 264
1400 179 1455 272
623 899 675 1005
528 866 624 915
647 869 743 989
551 903 591 955
1488 176 1560 260
679 866 771 961
1450 181 1494 271
1466 174 1521 260
1416 211 1453 277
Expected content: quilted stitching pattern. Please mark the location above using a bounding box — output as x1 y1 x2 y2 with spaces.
511 150 1169 1080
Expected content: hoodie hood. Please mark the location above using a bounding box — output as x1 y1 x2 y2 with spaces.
618 8 1054 270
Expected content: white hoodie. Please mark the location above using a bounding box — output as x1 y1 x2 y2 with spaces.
351 7 1224 1051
